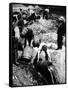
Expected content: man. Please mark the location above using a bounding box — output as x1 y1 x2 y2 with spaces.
21 28 34 47
42 8 50 19
56 16 66 50
17 17 24 33
14 25 20 39
32 44 53 84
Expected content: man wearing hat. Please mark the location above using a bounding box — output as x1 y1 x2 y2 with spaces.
43 8 50 19
56 16 66 50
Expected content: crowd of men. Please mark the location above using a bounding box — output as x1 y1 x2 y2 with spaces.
12 5 66 84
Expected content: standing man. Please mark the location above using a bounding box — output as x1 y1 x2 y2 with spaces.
43 8 50 19
56 16 66 50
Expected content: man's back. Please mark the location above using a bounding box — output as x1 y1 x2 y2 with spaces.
57 22 66 36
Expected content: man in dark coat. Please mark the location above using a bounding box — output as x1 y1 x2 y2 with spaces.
56 16 66 50
20 28 34 47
